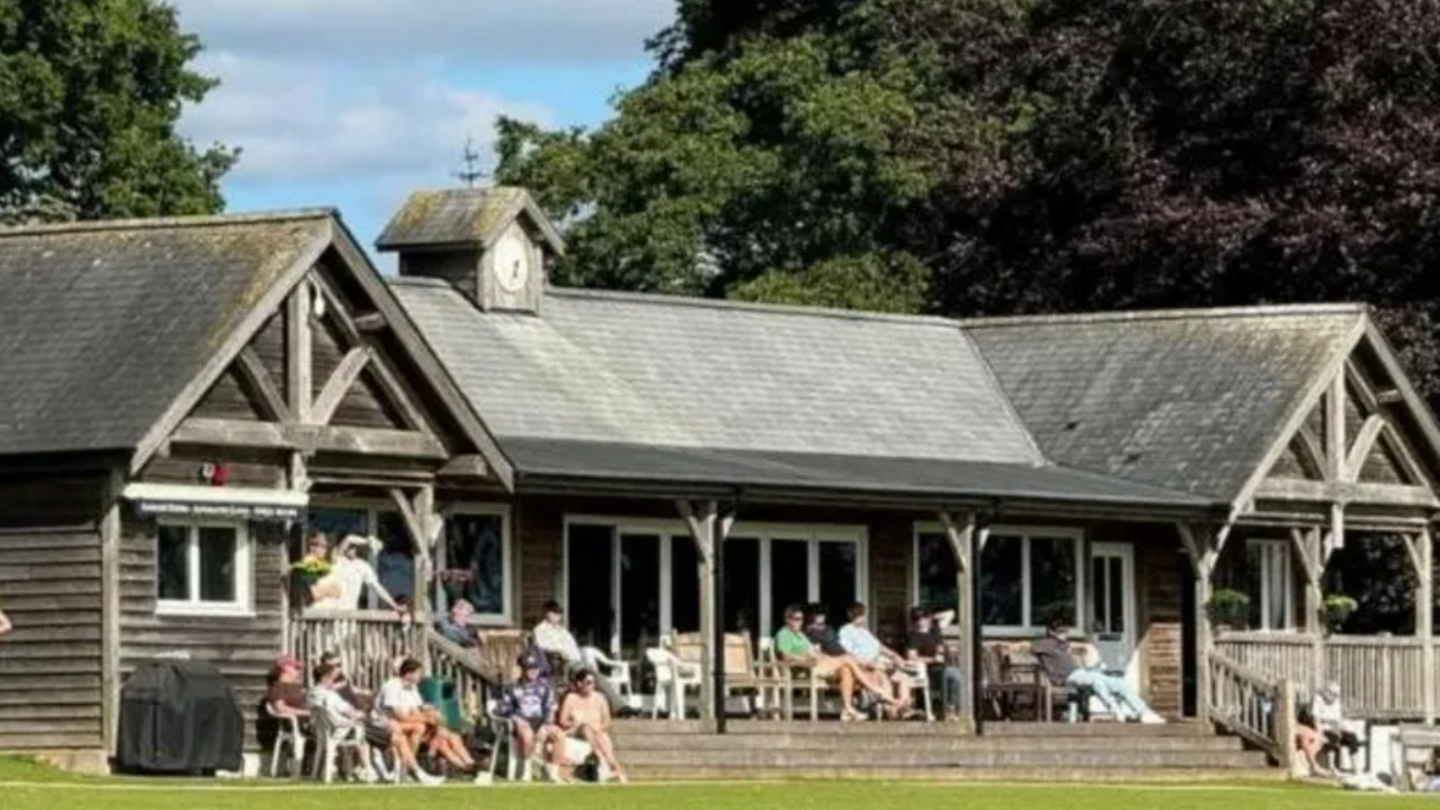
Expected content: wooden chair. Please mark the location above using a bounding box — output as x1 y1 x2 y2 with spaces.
981 642 1045 721
671 632 785 718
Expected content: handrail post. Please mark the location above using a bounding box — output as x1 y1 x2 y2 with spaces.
1275 679 1296 770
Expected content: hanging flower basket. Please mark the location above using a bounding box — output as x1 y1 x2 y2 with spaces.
1206 588 1250 631
289 558 331 609
1323 594 1358 631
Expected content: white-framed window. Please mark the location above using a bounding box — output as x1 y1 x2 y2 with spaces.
156 519 252 617
562 517 867 655
436 505 512 625
1246 539 1294 631
307 500 512 624
912 523 1083 636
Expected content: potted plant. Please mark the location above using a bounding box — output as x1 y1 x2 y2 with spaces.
1323 594 1358 632
1206 588 1250 631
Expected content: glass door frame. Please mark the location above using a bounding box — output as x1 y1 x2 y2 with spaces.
561 516 869 656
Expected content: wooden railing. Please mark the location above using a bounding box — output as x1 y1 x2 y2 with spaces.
287 609 418 691
1216 632 1431 719
1206 650 1294 767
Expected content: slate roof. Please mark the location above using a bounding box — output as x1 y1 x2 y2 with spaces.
392 278 1224 509
964 305 1366 501
392 279 1043 465
0 211 332 456
376 187 564 253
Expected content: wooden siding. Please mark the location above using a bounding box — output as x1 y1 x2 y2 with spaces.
1134 526 1184 717
0 474 105 750
140 452 286 489
399 250 478 302
117 515 287 748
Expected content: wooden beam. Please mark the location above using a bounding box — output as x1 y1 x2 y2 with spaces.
1326 372 1346 482
171 417 447 460
1381 425 1432 487
1344 415 1386 483
1295 425 1329 480
286 280 313 423
1420 529 1436 723
1289 528 1320 587
1401 532 1426 579
310 347 372 425
234 347 292 423
100 467 123 756
1255 478 1439 508
937 511 973 574
1378 389 1405 406
938 511 976 725
677 499 720 722
355 312 386 332
438 454 488 478
1327 503 1345 560
1346 360 1381 415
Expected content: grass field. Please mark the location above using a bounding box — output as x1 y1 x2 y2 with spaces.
0 758 1422 810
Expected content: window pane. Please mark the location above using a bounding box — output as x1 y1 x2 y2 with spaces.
619 534 661 653
670 535 700 635
566 524 615 650
1265 544 1289 630
308 508 367 543
1089 556 1105 633
442 513 506 616
770 539 810 628
980 536 1023 626
1030 536 1077 628
723 538 760 641
1107 557 1124 634
157 525 190 601
817 541 857 628
374 511 414 608
198 526 238 603
917 532 958 612
1244 543 1264 630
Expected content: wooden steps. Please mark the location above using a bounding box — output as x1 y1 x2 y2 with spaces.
611 720 1278 782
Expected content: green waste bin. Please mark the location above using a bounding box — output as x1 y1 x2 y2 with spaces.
419 677 463 730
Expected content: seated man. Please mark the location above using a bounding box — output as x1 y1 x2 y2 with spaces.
1031 619 1163 724
318 650 372 712
807 607 903 715
498 651 566 781
1312 682 1362 771
266 655 311 726
308 662 377 783
774 605 881 721
377 658 473 781
837 602 915 717
435 599 484 649
532 599 629 712
905 608 963 720
557 668 627 783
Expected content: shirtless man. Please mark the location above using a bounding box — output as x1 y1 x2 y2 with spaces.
557 668 627 783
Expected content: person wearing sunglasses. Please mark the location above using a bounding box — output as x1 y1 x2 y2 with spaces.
773 604 891 721
557 668 628 782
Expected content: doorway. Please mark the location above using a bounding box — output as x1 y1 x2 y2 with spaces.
1088 542 1138 686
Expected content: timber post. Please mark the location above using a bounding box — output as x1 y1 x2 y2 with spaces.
100 467 124 757
1416 529 1435 723
938 511 976 728
679 500 718 723
1180 522 1226 724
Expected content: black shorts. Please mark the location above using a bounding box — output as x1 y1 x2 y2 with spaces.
520 717 545 733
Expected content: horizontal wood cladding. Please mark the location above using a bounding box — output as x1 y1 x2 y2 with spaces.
0 526 104 750
118 515 286 748
139 452 286 489
0 474 103 530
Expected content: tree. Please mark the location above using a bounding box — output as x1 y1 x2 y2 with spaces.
495 0 1440 400
0 0 236 223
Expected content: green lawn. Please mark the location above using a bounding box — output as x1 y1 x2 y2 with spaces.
0 758 1421 810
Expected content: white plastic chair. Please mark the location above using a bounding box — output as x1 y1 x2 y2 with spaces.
309 713 365 782
265 703 306 778
485 699 532 782
899 663 935 722
645 647 702 720
582 646 639 711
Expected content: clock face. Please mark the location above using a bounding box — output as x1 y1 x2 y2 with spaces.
493 234 530 294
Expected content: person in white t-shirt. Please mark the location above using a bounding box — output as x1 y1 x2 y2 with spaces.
377 658 476 778
372 659 442 785
308 663 377 783
312 535 404 613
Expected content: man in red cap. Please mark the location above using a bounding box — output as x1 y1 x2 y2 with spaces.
266 655 310 724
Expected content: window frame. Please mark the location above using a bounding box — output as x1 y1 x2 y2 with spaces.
561 515 869 655
154 518 253 618
1246 538 1296 632
436 503 513 626
912 522 1085 638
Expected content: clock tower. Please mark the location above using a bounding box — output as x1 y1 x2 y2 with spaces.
376 186 564 314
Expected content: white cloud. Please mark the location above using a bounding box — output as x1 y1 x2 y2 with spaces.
170 0 671 64
183 51 552 183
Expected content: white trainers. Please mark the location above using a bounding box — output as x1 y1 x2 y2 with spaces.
473 771 494 785
1140 711 1166 724
412 768 444 786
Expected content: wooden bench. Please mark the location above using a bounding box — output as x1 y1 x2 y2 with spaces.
672 632 786 718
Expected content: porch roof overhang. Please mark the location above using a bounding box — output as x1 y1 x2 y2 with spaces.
502 437 1224 520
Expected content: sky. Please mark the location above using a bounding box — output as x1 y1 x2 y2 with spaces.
171 1 673 271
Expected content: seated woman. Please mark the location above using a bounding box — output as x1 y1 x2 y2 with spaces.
837 602 917 718
377 657 477 778
773 604 897 721
557 668 628 783
498 651 567 781
308 663 377 783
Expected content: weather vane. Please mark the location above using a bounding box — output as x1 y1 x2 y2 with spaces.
453 136 488 188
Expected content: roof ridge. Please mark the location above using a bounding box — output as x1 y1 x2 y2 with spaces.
547 285 957 327
959 302 1369 329
0 208 337 238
